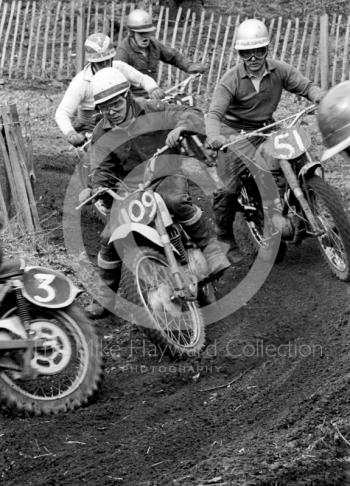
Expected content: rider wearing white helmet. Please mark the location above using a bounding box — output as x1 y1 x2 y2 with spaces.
55 32 165 147
317 81 350 162
83 67 230 318
205 18 324 264
115 9 207 97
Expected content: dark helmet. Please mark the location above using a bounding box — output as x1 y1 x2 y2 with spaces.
317 81 350 161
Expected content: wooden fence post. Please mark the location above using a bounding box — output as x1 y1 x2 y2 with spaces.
76 0 85 72
319 13 329 90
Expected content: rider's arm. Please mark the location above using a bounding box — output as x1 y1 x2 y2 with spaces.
112 60 158 95
156 39 193 72
146 100 205 134
89 123 125 195
55 72 86 137
279 60 324 103
205 83 232 139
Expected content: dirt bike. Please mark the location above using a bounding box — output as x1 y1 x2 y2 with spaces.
77 134 223 357
224 104 350 281
0 258 103 415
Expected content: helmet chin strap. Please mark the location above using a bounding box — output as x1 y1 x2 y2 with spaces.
121 93 136 126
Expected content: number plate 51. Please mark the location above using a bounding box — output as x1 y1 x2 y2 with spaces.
264 126 311 160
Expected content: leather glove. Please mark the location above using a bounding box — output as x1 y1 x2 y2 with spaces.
206 135 227 150
308 87 326 105
166 126 186 148
149 87 166 100
187 63 208 74
78 187 92 204
67 131 86 147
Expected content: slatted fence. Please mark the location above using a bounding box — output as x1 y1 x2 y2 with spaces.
0 0 348 96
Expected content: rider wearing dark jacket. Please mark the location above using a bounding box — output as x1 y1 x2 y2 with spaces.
115 9 207 98
84 67 230 318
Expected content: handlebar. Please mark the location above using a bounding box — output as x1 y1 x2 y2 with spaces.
220 104 317 151
164 73 201 95
76 133 225 210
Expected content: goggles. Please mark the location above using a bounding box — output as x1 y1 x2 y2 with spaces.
238 47 267 61
98 92 128 115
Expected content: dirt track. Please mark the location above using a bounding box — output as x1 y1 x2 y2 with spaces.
2 225 350 485
2 88 350 485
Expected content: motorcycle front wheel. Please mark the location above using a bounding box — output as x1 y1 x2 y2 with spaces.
306 176 350 281
0 303 103 416
120 247 205 358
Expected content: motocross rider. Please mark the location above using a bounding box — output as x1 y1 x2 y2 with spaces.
317 80 350 162
83 67 230 318
205 18 324 265
55 33 165 148
115 9 208 98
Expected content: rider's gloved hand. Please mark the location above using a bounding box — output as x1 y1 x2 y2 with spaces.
78 187 92 204
67 130 86 148
149 87 166 100
187 63 208 74
206 135 227 150
166 126 186 147
308 87 326 105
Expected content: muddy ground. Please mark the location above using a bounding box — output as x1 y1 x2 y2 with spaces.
1 86 350 486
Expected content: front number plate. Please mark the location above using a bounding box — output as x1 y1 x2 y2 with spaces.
264 126 311 160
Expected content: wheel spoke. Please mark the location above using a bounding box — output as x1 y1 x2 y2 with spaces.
137 254 200 350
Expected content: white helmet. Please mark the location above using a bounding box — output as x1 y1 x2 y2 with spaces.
235 19 269 50
92 67 130 105
84 33 116 63
127 9 156 33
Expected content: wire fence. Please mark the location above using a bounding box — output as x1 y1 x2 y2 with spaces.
0 0 347 95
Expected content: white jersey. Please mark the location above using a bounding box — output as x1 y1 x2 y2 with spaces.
55 61 158 136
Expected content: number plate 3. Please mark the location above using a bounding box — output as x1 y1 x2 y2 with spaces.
264 126 311 160
22 267 80 308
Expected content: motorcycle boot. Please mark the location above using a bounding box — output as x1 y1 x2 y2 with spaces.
217 235 245 266
85 263 122 319
212 190 245 265
182 215 231 278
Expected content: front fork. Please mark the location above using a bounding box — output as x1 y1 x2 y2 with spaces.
279 159 322 236
153 211 194 300
1 280 38 377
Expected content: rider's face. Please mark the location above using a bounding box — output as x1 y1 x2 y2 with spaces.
93 59 113 71
239 47 267 74
134 31 152 48
99 93 128 126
